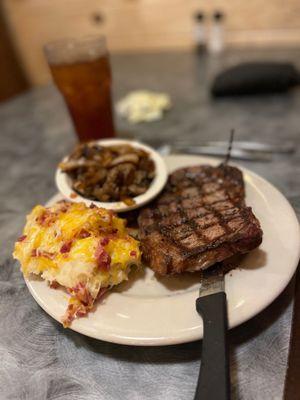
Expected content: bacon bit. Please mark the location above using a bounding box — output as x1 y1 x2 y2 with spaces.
70 192 77 199
50 281 59 289
71 286 79 293
100 237 110 246
62 301 90 327
62 287 108 327
31 249 55 259
95 242 111 271
97 287 108 300
57 200 71 211
130 251 137 257
90 203 97 209
76 310 87 318
17 235 27 242
36 210 55 226
41 250 55 259
36 212 46 225
68 283 93 306
60 241 73 254
77 229 91 239
111 229 118 234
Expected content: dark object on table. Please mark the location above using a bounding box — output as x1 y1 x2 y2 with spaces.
194 267 230 400
138 164 263 275
211 62 300 97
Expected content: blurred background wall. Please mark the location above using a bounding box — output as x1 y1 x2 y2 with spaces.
1 0 300 92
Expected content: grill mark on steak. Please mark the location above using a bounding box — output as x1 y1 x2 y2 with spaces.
138 164 263 275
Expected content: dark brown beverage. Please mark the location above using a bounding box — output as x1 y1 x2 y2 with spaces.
45 37 115 142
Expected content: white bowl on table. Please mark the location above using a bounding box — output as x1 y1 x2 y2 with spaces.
55 138 168 212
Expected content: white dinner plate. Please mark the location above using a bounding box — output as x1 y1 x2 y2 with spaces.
25 155 300 346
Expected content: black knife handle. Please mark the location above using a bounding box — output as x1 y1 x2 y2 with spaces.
194 292 230 400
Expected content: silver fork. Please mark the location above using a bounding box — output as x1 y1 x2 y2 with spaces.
155 144 271 161
146 140 295 161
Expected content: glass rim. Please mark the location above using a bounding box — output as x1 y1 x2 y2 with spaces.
44 35 107 53
44 35 108 64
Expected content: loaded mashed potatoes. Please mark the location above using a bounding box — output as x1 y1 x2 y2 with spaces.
13 201 141 326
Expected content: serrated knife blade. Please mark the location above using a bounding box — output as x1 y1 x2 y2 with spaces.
199 268 225 297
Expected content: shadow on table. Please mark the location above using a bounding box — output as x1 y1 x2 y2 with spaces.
63 329 203 365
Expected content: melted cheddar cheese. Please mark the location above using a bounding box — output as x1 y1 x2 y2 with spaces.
13 201 141 326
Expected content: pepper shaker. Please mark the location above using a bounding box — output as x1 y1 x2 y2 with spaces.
193 12 207 54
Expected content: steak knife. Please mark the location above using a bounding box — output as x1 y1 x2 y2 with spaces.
194 268 230 400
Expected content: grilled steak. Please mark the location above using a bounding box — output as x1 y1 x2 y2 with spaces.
138 164 263 275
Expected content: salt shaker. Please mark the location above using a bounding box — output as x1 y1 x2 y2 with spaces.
193 12 207 54
208 11 225 54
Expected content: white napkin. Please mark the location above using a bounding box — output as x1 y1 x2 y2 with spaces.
116 90 171 123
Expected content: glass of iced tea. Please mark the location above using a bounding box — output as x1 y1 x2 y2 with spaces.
44 36 115 142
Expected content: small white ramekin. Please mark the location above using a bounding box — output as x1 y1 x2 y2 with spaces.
55 138 168 212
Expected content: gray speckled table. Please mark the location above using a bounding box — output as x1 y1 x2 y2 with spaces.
1 49 300 400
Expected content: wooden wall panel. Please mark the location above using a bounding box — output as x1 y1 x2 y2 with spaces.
0 4 29 101
3 0 300 86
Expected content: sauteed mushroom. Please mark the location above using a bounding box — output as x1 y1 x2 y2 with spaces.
60 142 155 203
